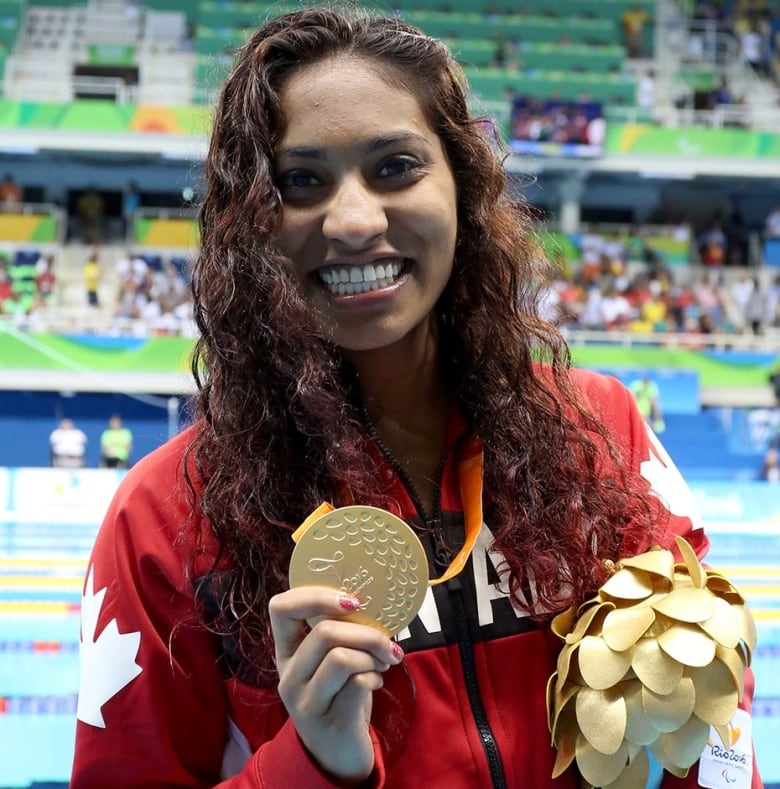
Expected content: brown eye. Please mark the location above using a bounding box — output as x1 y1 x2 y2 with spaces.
376 156 421 178
278 170 321 190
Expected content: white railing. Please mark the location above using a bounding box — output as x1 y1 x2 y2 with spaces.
3 309 777 355
604 102 780 132
564 328 780 353
71 75 137 103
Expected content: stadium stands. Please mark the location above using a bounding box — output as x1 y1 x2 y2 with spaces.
0 0 773 135
188 0 650 107
0 0 655 112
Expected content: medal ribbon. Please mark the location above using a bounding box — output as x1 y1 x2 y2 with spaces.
292 442 484 587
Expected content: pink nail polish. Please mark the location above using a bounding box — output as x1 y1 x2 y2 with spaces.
391 642 404 661
339 594 360 611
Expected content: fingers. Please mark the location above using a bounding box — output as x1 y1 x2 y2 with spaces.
269 586 357 659
268 587 402 782
325 669 385 723
270 586 403 717
283 624 391 717
269 586 399 668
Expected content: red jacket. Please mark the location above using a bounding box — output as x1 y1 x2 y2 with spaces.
70 369 761 788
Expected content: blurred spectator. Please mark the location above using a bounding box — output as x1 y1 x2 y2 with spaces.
121 181 141 240
620 4 652 58
741 23 767 77
0 173 22 209
624 226 646 263
0 266 14 308
99 414 133 469
671 216 693 243
76 186 106 244
709 77 734 107
49 418 87 468
692 272 725 326
724 203 749 265
151 261 188 314
599 284 632 329
634 285 668 331
586 113 607 147
664 280 693 331
637 69 656 107
115 248 149 288
34 254 57 303
764 204 780 238
629 374 665 433
697 221 726 265
83 249 101 308
731 272 755 318
115 276 148 320
744 276 774 335
578 224 606 267
492 36 507 68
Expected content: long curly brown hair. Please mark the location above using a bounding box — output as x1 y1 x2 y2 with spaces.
184 6 661 683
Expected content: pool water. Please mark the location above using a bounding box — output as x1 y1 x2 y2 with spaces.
1 519 779 788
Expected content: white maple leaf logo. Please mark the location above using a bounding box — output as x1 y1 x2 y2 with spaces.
77 565 143 728
640 423 703 530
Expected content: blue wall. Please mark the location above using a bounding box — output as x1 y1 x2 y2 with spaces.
0 391 187 468
0 390 774 481
661 409 773 481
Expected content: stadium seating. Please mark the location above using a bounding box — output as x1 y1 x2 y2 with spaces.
186 0 647 108
0 0 656 116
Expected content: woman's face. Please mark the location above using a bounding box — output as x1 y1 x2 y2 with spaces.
274 56 458 353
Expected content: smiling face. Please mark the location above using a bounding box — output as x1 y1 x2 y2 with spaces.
274 56 458 354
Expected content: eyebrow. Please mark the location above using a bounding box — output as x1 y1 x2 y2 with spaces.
276 131 430 160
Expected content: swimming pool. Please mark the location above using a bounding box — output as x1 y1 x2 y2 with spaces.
1 477 779 787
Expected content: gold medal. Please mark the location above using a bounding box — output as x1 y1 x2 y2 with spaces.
289 505 429 636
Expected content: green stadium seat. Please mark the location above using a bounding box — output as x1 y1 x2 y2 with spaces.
195 26 247 56
25 0 75 6
198 1 298 32
142 0 199 28
401 11 618 45
189 3 642 111
387 0 652 18
464 66 636 104
446 38 624 72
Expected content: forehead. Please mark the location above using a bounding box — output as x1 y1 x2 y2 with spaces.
277 56 433 145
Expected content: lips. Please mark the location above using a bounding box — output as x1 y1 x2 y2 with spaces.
316 258 406 296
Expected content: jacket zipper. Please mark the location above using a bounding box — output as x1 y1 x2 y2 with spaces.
361 413 508 788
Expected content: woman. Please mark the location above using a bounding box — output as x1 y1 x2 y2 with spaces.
70 8 759 788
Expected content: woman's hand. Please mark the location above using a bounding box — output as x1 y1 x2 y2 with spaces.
269 587 404 786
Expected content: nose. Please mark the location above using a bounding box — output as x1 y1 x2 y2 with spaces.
322 176 388 249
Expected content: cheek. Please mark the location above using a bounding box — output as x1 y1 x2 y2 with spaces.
427 207 458 262
408 189 457 251
277 218 310 266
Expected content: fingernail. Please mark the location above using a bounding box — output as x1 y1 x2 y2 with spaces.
339 594 360 611
391 642 404 662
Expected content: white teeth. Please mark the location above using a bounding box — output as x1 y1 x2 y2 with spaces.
317 261 404 295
